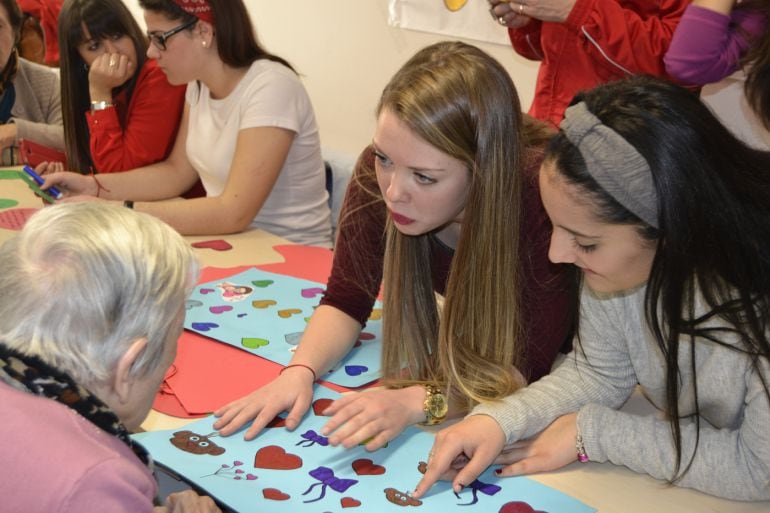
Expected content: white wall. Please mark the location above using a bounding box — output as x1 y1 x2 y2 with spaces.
124 0 539 156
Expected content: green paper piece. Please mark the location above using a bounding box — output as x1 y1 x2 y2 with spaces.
0 198 18 209
18 172 55 204
241 337 269 349
251 279 274 288
0 169 24 179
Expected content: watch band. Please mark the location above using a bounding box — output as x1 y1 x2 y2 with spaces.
420 384 448 426
90 100 114 112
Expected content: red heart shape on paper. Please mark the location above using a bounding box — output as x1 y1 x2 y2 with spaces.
498 501 547 513
0 208 37 231
191 239 232 251
340 497 361 508
352 458 385 476
312 398 333 416
266 416 287 428
253 445 302 470
262 488 290 501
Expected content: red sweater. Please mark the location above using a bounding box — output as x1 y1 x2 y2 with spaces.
86 60 185 173
509 0 688 126
319 146 573 382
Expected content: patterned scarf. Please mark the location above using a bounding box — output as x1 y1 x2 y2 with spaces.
0 342 151 467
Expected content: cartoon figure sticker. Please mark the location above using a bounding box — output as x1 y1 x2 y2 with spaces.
169 431 225 456
384 487 423 507
216 282 254 302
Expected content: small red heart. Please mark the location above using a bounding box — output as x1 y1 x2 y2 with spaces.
266 416 287 428
498 501 547 513
191 239 232 251
352 458 386 476
358 332 376 340
312 398 333 416
340 497 361 508
253 445 302 470
262 488 290 501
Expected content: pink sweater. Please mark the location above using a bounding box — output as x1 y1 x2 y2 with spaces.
0 381 158 513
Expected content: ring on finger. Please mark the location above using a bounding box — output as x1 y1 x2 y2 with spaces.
497 15 506 26
109 57 117 67
518 3 525 14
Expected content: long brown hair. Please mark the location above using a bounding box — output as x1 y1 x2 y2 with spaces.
377 41 543 411
740 0 770 128
58 0 148 173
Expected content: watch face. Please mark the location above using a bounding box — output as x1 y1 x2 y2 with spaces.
428 393 448 418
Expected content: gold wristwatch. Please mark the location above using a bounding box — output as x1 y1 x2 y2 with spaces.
420 384 448 425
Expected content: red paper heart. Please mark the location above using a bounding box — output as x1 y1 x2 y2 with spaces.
253 445 302 470
352 458 386 476
191 239 232 251
340 497 361 508
266 416 287 428
498 501 547 513
262 488 290 501
312 398 333 416
0 208 37 231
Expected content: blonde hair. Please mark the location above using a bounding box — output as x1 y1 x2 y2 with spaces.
377 41 543 411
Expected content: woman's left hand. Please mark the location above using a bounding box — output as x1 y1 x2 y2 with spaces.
320 386 426 451
492 412 579 476
0 123 17 150
493 0 576 23
88 52 135 102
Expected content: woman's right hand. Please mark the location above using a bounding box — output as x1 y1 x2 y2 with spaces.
213 365 316 440
37 164 98 198
154 490 221 513
88 52 135 102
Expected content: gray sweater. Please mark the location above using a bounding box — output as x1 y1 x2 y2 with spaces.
473 285 770 501
6 58 64 164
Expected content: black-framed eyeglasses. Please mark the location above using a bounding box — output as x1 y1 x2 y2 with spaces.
146 18 197 51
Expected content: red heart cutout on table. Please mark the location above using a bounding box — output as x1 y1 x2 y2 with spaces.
498 501 547 513
340 497 361 508
266 416 287 428
253 445 302 470
191 239 232 251
352 458 385 476
0 208 37 231
312 398 333 416
262 488 290 501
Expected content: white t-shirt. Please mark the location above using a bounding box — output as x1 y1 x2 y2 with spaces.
185 59 332 247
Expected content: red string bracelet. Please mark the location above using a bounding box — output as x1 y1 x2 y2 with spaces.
279 363 317 382
90 169 110 198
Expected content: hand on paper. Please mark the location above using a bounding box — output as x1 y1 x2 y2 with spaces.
320 386 426 451
492 412 579 477
213 365 315 440
88 52 135 103
412 414 506 498
154 490 221 513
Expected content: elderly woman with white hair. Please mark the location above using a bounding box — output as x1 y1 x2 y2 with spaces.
0 203 218 513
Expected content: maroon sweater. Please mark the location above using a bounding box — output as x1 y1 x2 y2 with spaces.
319 146 573 382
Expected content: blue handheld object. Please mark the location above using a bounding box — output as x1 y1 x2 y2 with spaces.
23 165 63 199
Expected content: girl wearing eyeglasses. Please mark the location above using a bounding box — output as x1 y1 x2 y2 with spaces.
58 0 186 175
41 0 332 247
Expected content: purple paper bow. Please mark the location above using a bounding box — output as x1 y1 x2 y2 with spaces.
301 466 358 503
454 478 502 506
295 429 329 448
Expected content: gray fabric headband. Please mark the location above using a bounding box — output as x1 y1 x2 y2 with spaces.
561 102 658 229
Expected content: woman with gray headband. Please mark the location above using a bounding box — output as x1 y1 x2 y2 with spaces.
415 75 770 501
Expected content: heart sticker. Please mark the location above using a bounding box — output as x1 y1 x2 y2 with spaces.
262 488 290 501
300 287 325 298
341 497 361 508
0 208 37 231
209 305 233 314
253 445 302 470
312 398 333 416
345 365 368 376
191 322 219 332
191 239 232 251
278 308 302 318
251 280 274 288
368 309 382 321
266 416 287 428
252 299 277 309
284 332 303 345
199 288 214 294
358 332 376 341
498 502 547 513
352 458 386 476
241 337 269 349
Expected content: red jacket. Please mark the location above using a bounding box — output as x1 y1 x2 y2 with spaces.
86 60 185 173
17 0 63 65
510 0 688 126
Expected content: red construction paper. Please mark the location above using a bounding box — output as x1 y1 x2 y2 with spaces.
0 207 38 230
191 239 233 251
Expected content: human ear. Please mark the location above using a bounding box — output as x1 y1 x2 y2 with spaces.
113 337 149 405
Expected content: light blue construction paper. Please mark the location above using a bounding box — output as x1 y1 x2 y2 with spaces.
183 268 382 387
134 387 595 513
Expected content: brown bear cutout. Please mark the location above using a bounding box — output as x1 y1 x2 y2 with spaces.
170 430 226 456
384 487 423 507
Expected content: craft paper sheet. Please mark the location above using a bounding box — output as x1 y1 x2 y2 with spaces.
135 387 596 513
184 268 382 387
388 0 511 46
